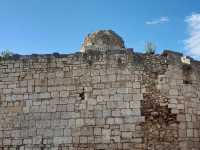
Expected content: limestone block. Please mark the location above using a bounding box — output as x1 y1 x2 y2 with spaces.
169 89 179 96
123 94 133 101
92 76 101 83
68 119 75 128
120 124 135 131
102 88 116 95
106 118 115 124
3 88 12 94
37 129 53 137
80 136 88 143
23 138 32 145
61 112 80 119
110 94 123 101
186 114 192 121
97 95 108 102
59 90 70 98
124 116 139 123
93 89 102 95
132 94 143 101
111 110 121 117
38 92 51 99
107 101 129 109
53 136 72 144
102 129 111 143
85 118 95 125
95 136 103 144
114 117 123 124
94 110 103 118
187 129 193 137
111 136 120 143
11 130 21 138
168 103 177 109
132 82 140 89
36 120 51 128
56 71 64 78
86 98 97 105
80 127 93 136
94 128 101 136
111 129 120 136
121 132 132 139
179 129 186 137
122 101 130 109
170 98 178 104
63 128 71 136
120 109 133 116
177 114 185 121
33 136 42 144
46 104 56 112
7 106 22 113
117 88 129 94
101 75 116 82
130 100 141 109
75 119 84 128
0 130 3 138
171 109 178 114
3 138 11 145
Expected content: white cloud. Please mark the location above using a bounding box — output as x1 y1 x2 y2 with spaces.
184 13 200 56
145 16 169 25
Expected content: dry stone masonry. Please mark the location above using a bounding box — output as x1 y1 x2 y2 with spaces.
0 30 200 150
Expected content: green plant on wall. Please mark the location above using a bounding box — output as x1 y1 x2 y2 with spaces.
144 41 156 54
1 49 13 60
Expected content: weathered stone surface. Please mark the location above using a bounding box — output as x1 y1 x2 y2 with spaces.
80 30 125 52
0 48 199 150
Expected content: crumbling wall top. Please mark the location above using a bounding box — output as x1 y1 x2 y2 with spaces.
80 30 125 52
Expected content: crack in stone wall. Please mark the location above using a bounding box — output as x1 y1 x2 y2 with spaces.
141 92 179 150
139 54 179 150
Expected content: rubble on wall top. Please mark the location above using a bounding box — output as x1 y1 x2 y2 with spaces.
1 49 198 63
2 29 198 65
0 49 200 73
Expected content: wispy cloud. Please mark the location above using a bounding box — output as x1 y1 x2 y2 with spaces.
184 13 200 57
145 16 170 25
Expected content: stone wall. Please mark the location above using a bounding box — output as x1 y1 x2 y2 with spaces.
0 50 199 150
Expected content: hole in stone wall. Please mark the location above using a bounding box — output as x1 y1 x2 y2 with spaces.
41 147 44 150
79 88 85 100
40 137 45 150
183 80 192 84
58 145 62 150
117 57 122 64
117 57 126 68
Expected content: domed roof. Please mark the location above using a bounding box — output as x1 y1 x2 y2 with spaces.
80 30 125 52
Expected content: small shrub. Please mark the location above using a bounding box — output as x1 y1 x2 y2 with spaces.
1 50 13 59
144 41 156 54
1 50 13 60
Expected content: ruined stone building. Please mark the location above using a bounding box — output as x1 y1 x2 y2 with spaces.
0 30 200 150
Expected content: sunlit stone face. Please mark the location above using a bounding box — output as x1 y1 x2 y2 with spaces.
80 30 125 52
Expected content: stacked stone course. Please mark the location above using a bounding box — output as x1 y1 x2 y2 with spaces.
0 49 199 150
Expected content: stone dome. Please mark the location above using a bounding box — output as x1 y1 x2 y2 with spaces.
80 30 125 52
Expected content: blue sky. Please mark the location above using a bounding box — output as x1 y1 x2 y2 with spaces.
0 0 200 58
